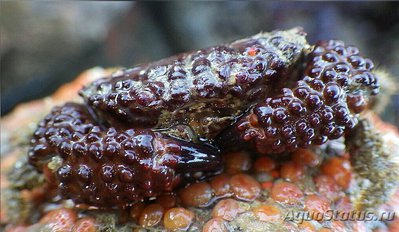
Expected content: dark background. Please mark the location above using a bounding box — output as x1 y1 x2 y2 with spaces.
1 2 398 126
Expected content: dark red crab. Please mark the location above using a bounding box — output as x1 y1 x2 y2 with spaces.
28 28 379 208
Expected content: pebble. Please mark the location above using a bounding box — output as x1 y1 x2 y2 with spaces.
163 208 195 231
180 182 213 207
270 181 304 205
138 204 164 227
230 174 261 201
212 199 240 221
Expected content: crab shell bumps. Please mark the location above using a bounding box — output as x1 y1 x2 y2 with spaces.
2 27 398 232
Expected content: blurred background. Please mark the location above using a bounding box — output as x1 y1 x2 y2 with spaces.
1 1 398 126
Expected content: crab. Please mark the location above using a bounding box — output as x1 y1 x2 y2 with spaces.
26 27 397 213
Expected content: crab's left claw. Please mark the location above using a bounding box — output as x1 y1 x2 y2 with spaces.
216 40 380 154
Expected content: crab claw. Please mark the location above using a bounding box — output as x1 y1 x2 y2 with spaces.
216 40 379 154
28 103 221 208
175 143 221 173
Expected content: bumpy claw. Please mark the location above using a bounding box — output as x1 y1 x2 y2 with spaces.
79 28 309 139
217 40 379 154
28 103 220 207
